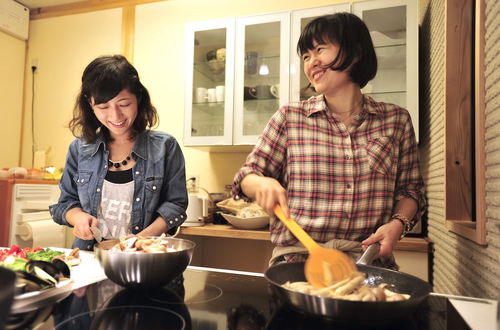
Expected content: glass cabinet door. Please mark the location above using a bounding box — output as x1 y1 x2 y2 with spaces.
290 5 350 103
352 0 418 139
233 12 290 145
184 19 235 146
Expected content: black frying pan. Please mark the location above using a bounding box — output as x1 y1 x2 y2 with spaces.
264 244 431 321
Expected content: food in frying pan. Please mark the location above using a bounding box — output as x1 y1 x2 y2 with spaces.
283 271 410 302
216 198 268 218
109 234 177 253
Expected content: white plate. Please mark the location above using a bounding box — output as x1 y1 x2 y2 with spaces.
221 213 270 229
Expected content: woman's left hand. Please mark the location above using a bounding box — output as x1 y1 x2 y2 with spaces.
361 220 403 257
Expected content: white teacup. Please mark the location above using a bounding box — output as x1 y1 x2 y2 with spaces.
270 84 279 98
216 85 225 102
195 87 207 103
207 88 217 103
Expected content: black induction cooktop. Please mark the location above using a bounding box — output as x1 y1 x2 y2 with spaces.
8 267 471 330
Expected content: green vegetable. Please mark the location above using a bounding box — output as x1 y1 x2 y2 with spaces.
27 248 64 263
0 257 27 272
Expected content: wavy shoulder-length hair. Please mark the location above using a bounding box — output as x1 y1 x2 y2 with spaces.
69 55 159 143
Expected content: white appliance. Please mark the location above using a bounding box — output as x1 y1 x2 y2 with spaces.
8 183 66 248
182 193 208 227
0 0 29 40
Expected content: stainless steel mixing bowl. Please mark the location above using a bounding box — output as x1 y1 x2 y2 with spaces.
95 237 196 288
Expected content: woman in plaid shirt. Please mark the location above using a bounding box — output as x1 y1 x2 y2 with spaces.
232 13 426 270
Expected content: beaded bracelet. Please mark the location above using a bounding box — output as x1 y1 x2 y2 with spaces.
391 213 412 240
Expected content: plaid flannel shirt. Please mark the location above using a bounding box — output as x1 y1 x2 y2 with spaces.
232 95 426 256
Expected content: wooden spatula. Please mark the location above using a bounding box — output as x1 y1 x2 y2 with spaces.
274 205 357 288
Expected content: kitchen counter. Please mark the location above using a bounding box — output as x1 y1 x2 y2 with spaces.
179 224 431 252
179 224 431 279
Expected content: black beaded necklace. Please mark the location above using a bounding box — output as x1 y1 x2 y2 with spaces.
108 155 131 169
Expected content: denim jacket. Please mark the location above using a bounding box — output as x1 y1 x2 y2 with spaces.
49 130 188 251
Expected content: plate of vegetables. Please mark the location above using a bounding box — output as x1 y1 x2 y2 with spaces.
0 245 74 313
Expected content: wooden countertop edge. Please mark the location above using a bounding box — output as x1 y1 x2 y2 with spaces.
180 224 267 241
0 178 59 184
179 224 430 252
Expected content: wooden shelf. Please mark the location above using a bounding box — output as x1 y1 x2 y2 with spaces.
179 224 430 252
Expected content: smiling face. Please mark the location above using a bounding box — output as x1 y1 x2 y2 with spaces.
302 40 354 97
90 89 138 140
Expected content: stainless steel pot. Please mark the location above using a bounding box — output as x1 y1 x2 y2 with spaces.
95 237 196 289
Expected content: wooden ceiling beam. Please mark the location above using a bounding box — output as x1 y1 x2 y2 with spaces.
30 0 167 20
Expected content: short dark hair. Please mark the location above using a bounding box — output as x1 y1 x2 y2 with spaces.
297 12 377 88
69 55 158 143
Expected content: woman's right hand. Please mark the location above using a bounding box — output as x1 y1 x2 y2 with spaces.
66 208 98 240
243 175 289 217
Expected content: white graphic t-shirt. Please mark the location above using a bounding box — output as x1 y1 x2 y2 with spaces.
97 179 134 239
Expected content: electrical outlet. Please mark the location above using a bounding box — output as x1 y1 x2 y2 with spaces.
31 58 39 72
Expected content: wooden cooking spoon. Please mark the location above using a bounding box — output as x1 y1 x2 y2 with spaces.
274 205 357 288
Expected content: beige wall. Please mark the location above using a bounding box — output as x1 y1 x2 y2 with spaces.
0 31 25 168
20 8 122 169
14 0 350 194
419 0 500 299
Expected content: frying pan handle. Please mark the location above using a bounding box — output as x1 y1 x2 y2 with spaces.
356 242 380 265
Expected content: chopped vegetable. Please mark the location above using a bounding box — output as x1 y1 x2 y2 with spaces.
27 248 65 262
0 255 28 271
0 245 45 262
0 245 64 270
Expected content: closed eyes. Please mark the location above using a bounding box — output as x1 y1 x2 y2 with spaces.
95 102 131 110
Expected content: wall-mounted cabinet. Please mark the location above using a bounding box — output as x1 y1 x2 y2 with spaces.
184 18 235 146
184 0 419 147
233 13 290 145
184 13 289 146
353 0 419 140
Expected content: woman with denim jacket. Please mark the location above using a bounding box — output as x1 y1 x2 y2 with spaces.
232 13 426 269
49 55 188 251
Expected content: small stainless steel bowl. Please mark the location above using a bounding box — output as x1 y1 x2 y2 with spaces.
95 237 196 289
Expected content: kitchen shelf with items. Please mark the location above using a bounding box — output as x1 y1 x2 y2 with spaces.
243 54 281 80
185 18 236 146
289 0 418 140
185 0 419 147
193 59 226 82
184 12 290 147
362 33 407 106
233 13 290 145
352 0 419 140
190 102 225 137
